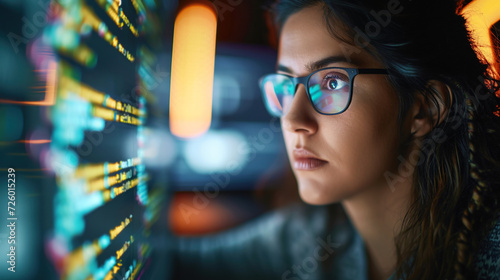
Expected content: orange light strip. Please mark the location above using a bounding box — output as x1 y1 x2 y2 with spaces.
169 1 217 138
0 140 52 145
0 60 57 106
16 139 52 144
461 0 500 77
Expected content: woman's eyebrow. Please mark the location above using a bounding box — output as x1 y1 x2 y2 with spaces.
307 56 357 71
277 64 293 73
277 55 358 74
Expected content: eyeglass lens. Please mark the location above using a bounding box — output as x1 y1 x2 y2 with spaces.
261 68 351 116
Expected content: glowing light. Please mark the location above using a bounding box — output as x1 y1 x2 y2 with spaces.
461 0 500 77
184 130 249 174
17 139 52 144
0 60 57 106
142 128 177 168
169 1 217 138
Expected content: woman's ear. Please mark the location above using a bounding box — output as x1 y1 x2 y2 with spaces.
410 80 452 138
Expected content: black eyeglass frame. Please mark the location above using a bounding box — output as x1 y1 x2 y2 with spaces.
259 67 389 116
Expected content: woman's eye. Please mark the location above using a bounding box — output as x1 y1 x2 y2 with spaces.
324 77 348 91
321 72 349 91
328 79 339 89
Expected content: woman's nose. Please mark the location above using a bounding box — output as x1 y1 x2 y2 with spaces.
281 84 318 135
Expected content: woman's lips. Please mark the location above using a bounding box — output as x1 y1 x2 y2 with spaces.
293 158 328 170
292 149 328 170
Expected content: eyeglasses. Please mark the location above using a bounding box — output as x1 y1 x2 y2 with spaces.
259 67 389 117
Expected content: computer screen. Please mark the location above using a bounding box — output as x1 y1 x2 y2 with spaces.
0 0 177 279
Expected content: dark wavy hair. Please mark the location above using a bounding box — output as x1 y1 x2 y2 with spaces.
270 0 500 279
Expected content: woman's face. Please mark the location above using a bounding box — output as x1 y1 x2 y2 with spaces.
279 5 412 205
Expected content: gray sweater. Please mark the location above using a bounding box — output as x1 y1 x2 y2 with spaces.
173 204 500 280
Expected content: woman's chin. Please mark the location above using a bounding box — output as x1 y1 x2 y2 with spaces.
297 180 341 205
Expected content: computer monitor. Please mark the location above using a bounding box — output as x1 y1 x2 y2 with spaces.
0 0 176 279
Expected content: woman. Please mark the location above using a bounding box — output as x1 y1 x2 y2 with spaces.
174 0 500 279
